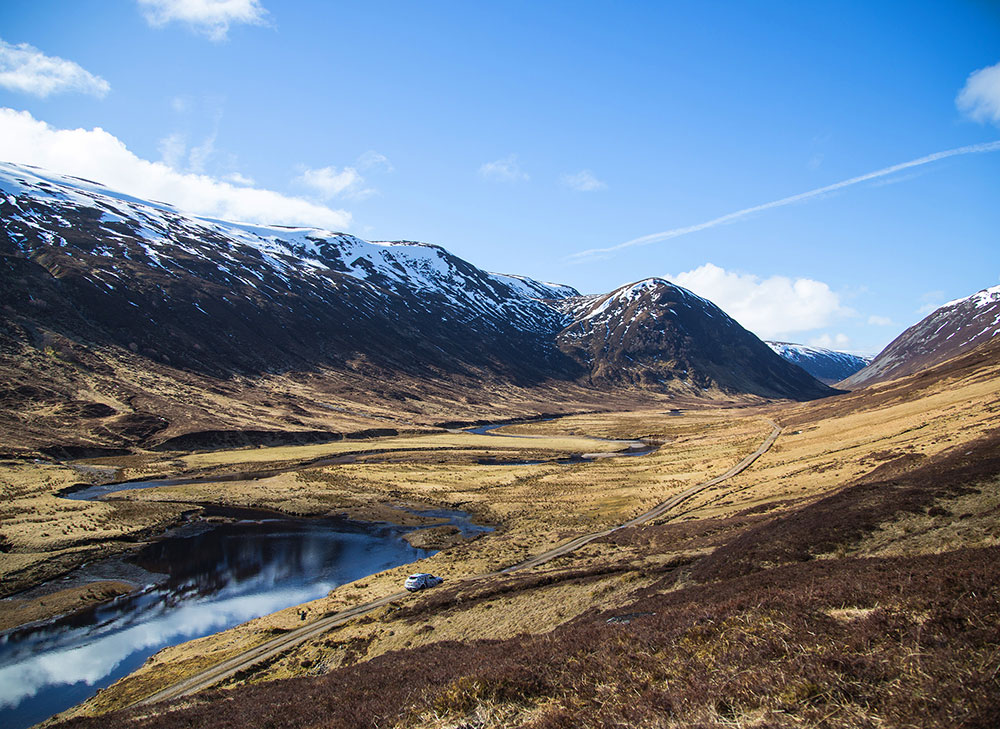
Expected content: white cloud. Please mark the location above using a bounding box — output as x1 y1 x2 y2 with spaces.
0 39 109 98
670 263 849 340
561 169 607 192
479 154 529 182
957 61 1000 125
295 152 391 202
808 333 850 349
867 315 892 326
137 0 268 41
295 165 374 200
0 108 351 230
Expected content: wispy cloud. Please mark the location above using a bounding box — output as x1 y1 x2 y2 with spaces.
916 290 946 316
479 154 529 182
357 150 393 173
0 107 352 230
867 315 893 326
572 141 1000 260
137 0 269 41
561 169 607 191
0 39 109 98
295 151 390 201
957 60 1000 126
295 165 373 200
226 171 254 185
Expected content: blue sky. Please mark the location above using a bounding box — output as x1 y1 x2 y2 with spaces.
1 1 998 354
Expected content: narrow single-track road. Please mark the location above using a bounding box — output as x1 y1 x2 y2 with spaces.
137 420 780 707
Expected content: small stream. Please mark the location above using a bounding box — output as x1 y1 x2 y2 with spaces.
0 495 486 729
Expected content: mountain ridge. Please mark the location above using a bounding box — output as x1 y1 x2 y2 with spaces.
765 341 871 385
0 161 833 454
842 284 1000 388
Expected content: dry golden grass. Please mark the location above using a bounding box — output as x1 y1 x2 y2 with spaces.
22 346 1000 723
177 430 631 469
0 580 134 632
662 358 1000 525
0 461 186 596
64 411 773 711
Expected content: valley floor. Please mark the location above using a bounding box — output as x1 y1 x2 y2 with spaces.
1 341 998 728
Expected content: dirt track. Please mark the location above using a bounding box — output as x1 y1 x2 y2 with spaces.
137 421 781 707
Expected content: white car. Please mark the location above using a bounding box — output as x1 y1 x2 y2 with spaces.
404 573 444 591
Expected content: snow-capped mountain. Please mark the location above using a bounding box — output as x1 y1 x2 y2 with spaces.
0 161 579 380
766 342 871 385
556 279 833 398
842 285 1000 388
0 159 832 453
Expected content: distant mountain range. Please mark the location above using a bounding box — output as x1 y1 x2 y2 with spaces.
765 342 871 385
0 162 836 451
842 285 1000 388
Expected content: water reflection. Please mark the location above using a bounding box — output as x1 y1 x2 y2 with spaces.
0 509 484 729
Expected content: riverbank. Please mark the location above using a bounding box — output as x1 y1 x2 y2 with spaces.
0 499 492 729
31 409 766 720
0 422 650 628
0 581 135 634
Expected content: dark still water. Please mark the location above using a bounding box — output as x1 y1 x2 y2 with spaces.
0 507 486 729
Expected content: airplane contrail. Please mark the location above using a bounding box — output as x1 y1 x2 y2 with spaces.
570 140 1000 260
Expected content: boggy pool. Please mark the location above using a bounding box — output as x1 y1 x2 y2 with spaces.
0 502 488 729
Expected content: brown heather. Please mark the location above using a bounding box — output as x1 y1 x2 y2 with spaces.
53 547 1000 729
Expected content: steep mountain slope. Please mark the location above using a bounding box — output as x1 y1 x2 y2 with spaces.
557 280 834 399
0 162 578 383
0 161 833 453
842 284 1000 388
766 341 870 384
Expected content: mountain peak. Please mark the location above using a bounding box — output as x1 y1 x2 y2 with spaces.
556 279 833 399
0 156 834 457
942 284 1000 310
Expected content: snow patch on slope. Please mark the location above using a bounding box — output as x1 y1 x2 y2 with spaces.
0 160 575 334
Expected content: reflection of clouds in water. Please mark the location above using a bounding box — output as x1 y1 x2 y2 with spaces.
0 584 329 708
0 510 450 728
